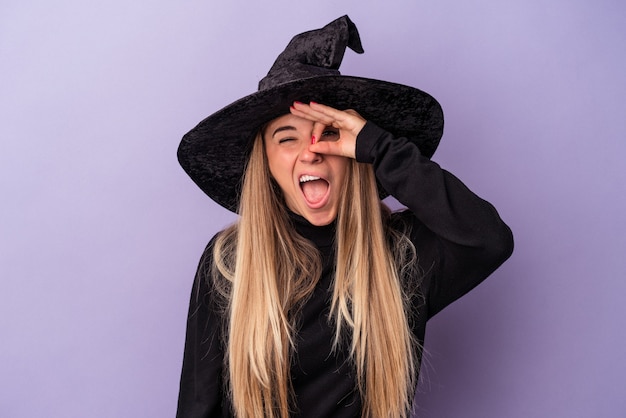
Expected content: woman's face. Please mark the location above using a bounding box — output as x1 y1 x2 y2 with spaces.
263 113 350 226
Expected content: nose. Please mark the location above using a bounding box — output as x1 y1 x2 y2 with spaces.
299 141 322 164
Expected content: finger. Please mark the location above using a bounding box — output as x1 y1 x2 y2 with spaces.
309 130 356 159
310 140 356 159
310 103 357 128
308 103 366 133
310 121 326 145
308 102 347 120
291 102 336 125
309 139 351 158
343 108 364 119
291 102 365 141
289 106 334 141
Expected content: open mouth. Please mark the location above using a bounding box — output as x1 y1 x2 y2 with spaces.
299 174 330 206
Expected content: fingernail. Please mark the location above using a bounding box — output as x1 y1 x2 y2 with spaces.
311 135 316 144
310 101 317 105
294 101 303 105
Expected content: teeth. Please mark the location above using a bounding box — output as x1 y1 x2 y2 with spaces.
300 175 321 183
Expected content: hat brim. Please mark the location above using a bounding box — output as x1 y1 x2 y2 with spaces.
178 75 444 212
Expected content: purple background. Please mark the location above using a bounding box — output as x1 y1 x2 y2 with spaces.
2 1 625 417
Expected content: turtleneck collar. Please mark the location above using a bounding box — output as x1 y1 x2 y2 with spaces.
288 211 336 249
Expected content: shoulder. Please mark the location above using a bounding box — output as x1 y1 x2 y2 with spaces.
198 225 237 272
193 228 236 310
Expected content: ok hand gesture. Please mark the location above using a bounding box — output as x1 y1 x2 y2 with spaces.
290 101 367 159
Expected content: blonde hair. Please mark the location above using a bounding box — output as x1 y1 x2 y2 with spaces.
212 131 417 417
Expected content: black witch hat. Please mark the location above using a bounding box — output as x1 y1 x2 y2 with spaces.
178 15 443 212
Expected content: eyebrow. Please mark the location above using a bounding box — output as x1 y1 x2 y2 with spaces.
271 125 296 138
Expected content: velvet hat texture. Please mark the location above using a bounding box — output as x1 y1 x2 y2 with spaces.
178 15 444 212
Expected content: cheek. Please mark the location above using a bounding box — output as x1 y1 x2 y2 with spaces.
264 145 279 177
331 157 351 185
266 157 278 179
266 149 292 185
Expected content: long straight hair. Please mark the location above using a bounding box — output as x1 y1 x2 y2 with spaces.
212 131 417 417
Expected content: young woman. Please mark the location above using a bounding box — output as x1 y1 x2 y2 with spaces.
176 16 513 418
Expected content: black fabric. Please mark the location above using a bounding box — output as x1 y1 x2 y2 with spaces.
177 16 444 212
258 16 363 91
176 123 514 417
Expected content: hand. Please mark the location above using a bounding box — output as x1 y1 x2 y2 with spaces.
290 101 366 159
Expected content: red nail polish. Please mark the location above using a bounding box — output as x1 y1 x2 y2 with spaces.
311 135 316 144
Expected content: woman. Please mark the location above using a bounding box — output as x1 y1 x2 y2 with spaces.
176 16 513 418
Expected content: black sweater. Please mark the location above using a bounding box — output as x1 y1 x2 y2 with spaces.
176 122 514 417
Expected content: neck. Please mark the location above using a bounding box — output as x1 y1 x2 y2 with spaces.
288 211 336 249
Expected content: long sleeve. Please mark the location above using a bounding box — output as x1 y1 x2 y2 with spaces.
177 240 231 418
355 121 514 318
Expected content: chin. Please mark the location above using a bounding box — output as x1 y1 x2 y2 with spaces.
301 209 337 226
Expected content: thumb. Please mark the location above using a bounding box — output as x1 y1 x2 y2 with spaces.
309 139 355 159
